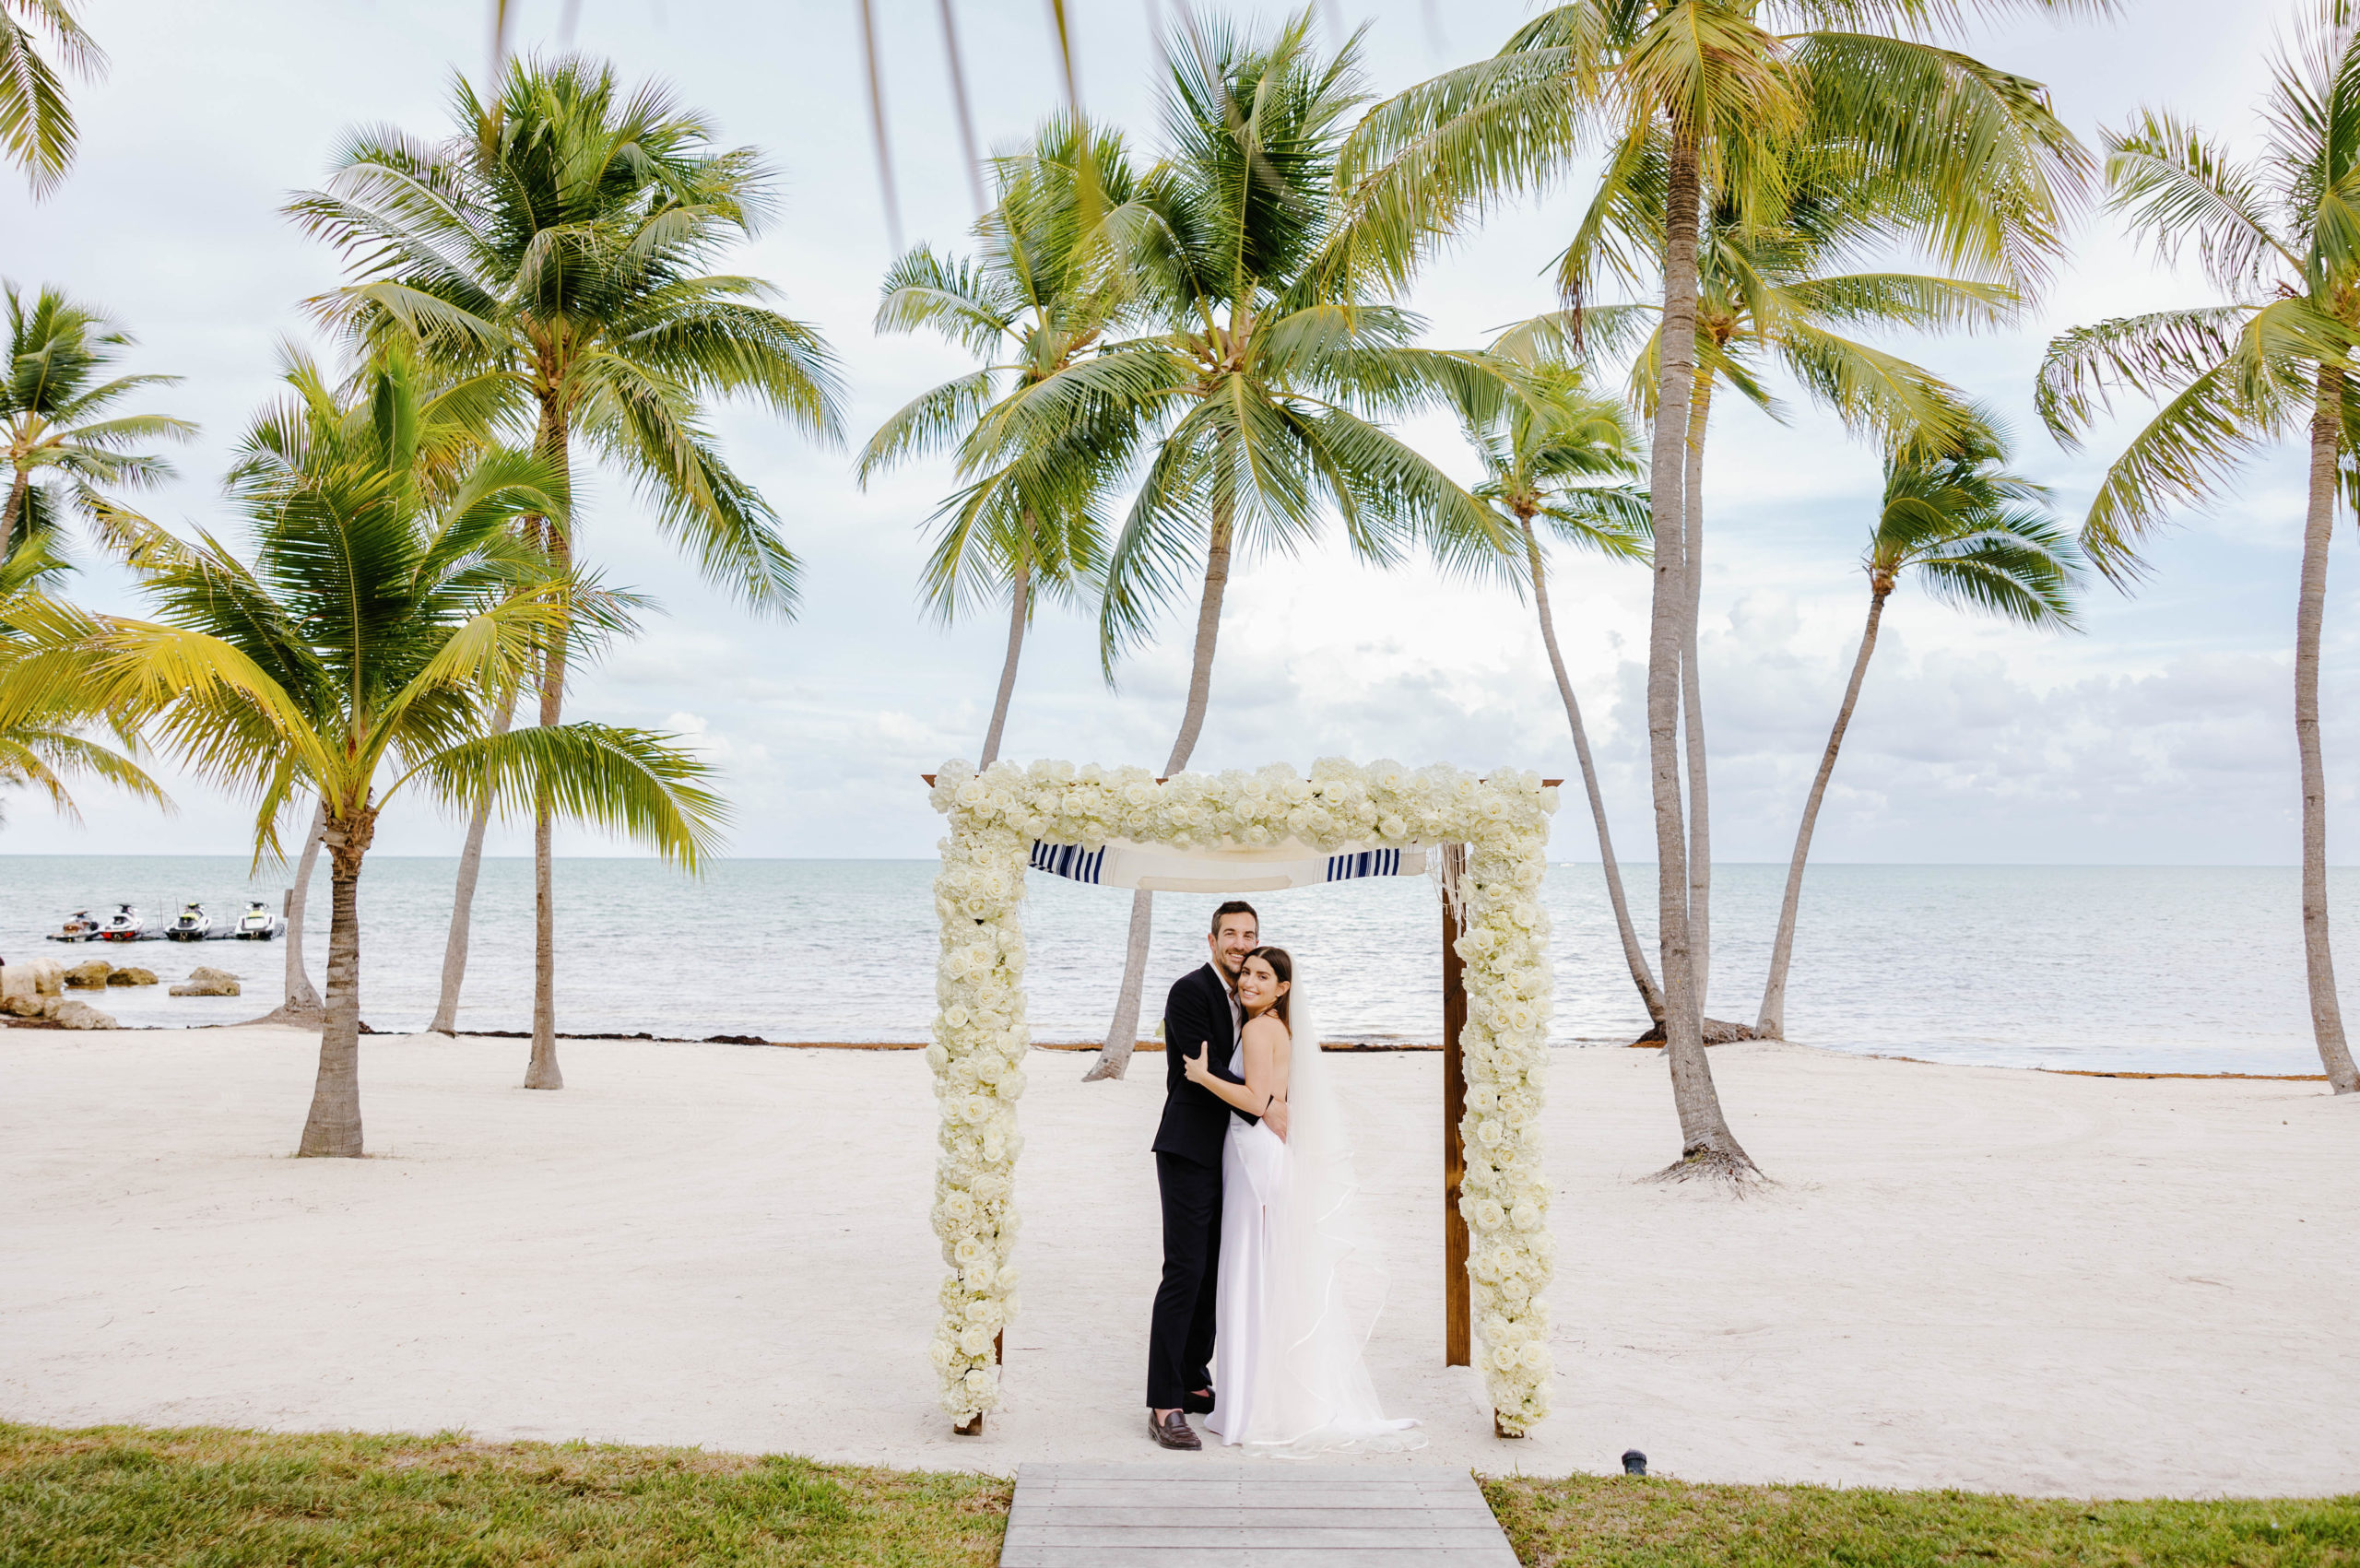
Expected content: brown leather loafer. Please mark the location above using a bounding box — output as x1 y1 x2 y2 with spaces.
1149 1409 1201 1450
1181 1387 1216 1415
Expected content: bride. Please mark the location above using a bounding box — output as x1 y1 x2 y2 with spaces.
1182 946 1422 1454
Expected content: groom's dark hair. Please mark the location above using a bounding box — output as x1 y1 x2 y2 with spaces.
1210 900 1258 937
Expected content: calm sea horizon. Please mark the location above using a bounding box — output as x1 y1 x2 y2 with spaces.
2 855 2346 1077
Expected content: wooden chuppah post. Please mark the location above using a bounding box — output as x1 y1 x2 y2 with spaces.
1439 843 1471 1368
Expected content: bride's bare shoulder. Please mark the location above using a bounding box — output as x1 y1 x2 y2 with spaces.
1242 1013 1292 1047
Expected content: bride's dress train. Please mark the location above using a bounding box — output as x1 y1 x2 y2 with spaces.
1204 976 1422 1455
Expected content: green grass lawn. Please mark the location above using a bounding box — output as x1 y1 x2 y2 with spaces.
0 1423 1009 1567
1482 1473 2360 1567
6 1422 2356 1567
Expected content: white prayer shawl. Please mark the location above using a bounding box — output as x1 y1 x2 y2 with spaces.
1026 837 1427 892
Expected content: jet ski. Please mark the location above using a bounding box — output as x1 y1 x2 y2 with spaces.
233 901 286 940
98 902 151 942
166 902 212 941
46 909 101 942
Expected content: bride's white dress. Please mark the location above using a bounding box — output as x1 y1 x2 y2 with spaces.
1203 979 1422 1454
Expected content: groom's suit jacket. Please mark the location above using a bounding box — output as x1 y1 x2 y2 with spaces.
1152 961 1259 1168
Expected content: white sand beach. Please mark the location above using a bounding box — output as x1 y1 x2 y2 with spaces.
1 1025 2353 1497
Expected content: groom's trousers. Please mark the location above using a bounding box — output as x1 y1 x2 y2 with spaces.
1147 1150 1221 1409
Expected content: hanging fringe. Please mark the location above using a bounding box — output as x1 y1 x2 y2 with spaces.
1432 842 1467 930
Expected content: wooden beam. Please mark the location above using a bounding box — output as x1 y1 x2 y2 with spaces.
1440 843 1470 1369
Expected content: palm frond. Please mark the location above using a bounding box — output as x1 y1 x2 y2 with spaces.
407 720 728 867
0 0 101 195
2104 107 2295 296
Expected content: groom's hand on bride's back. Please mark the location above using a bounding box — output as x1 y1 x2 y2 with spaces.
1181 1043 1211 1086
1264 1099 1289 1141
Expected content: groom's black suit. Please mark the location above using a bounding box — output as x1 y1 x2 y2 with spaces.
1146 961 1259 1410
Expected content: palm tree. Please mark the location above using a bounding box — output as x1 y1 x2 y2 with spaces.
289 57 845 1071
1451 355 1666 1022
1337 0 2103 1182
862 114 1145 766
997 13 1512 1079
2036 12 2360 1095
15 351 725 1154
1755 414 2080 1038
1495 145 2019 1018
0 534 160 824
4 283 194 555
0 0 100 195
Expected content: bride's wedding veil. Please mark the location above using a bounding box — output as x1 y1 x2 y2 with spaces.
1252 961 1422 1454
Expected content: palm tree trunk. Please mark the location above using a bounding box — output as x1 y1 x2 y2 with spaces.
526 567 566 1091
978 555 1029 769
297 816 372 1158
1526 520 1665 1022
280 801 325 1018
1645 129 1754 1183
1681 369 1714 1011
525 406 570 1091
1086 489 1235 1082
1 469 29 554
428 690 517 1034
1757 585 1888 1041
2295 365 2360 1093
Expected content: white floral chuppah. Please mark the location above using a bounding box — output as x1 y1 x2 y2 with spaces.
925 757 1562 1435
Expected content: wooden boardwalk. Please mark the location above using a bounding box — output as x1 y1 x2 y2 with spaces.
999 1461 1519 1567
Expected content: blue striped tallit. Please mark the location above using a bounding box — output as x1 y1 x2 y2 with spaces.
1323 848 1402 882
1025 837 1425 891
1029 841 1109 884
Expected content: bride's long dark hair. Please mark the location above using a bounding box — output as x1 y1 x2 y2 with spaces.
1244 945 1292 1028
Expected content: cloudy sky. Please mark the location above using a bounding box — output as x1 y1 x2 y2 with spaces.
2 0 2344 864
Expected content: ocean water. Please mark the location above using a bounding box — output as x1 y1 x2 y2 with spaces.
0 856 2344 1077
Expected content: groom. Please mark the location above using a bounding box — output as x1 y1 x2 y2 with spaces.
1145 899 1289 1450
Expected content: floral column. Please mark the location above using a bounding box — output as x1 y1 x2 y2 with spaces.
1451 788 1557 1434
924 767 1032 1423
